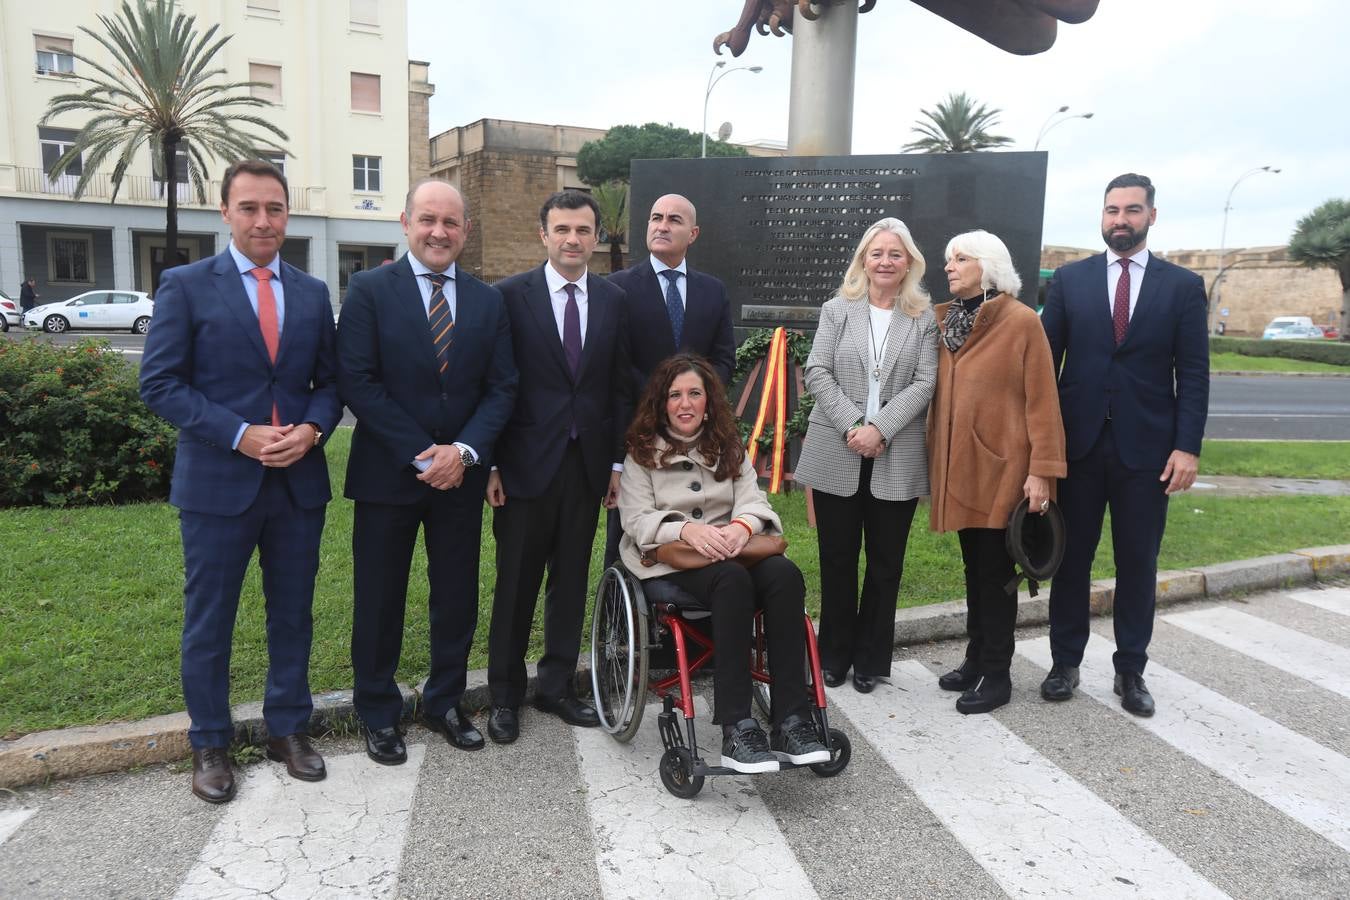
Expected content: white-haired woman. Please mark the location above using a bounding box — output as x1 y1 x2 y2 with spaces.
928 230 1066 714
795 218 938 694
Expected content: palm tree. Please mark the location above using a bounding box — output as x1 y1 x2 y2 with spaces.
593 180 630 274
40 0 288 278
1288 198 1350 340
902 92 1014 153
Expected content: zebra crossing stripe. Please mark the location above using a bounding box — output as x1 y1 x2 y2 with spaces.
173 745 426 899
573 696 819 900
0 808 36 846
1017 638 1350 853
1283 587 1350 617
829 661 1228 899
1162 607 1350 700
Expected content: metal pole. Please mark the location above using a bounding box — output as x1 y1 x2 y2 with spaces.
1034 112 1093 151
1211 165 1280 333
702 61 762 158
787 1 858 155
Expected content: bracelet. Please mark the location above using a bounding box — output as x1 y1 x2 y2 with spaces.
730 518 753 537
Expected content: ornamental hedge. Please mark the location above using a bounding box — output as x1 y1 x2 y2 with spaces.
1209 336 1350 366
0 338 175 507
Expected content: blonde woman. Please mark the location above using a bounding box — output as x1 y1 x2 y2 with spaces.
795 219 938 694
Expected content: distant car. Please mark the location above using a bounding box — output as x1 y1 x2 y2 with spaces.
1261 316 1323 340
23 289 154 334
0 289 18 332
1320 325 1340 340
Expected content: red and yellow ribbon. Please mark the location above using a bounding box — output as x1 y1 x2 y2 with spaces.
745 326 790 493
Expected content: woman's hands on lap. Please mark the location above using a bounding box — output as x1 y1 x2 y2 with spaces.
681 521 737 560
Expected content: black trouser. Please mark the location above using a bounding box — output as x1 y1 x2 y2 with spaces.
957 527 1017 678
657 555 809 727
813 458 918 678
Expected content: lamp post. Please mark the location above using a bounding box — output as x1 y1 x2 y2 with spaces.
702 60 763 157
1033 106 1094 150
1211 165 1281 333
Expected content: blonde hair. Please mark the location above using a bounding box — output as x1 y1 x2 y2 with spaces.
944 230 1023 296
838 218 930 317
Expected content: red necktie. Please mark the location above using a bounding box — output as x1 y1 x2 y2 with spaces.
252 267 281 426
1112 258 1131 346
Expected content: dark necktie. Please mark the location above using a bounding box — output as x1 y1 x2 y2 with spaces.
424 272 453 374
661 269 684 347
1112 258 1131 346
251 267 280 426
563 282 582 376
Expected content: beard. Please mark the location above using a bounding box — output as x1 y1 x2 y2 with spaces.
1103 222 1148 253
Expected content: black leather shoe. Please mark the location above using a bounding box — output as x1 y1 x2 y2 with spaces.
852 674 878 694
821 668 847 688
364 725 407 765
1115 671 1155 717
488 706 519 744
955 674 1012 715
266 733 326 781
938 658 980 692
533 694 601 727
191 747 236 804
424 705 485 750
1040 663 1080 702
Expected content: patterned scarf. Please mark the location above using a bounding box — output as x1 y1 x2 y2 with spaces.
941 295 986 353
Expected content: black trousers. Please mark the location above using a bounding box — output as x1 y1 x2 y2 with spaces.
1048 422 1171 674
657 555 809 727
813 459 918 678
351 471 486 729
488 441 600 707
957 527 1018 677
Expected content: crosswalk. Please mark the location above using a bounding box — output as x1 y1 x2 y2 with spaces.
2 586 1349 899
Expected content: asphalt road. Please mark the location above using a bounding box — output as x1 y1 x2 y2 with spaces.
2 586 1349 899
6 332 1349 439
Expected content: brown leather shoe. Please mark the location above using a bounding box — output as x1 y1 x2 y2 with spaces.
191 747 237 804
266 733 327 781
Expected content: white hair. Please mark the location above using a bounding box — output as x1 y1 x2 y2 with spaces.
944 230 1022 297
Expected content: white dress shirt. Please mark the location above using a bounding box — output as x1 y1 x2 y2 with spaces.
649 256 688 308
404 255 474 468
228 242 284 449
1105 247 1150 319
544 261 588 343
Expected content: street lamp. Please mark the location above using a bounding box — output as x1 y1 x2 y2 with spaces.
702 60 763 157
1211 165 1281 333
1033 105 1094 150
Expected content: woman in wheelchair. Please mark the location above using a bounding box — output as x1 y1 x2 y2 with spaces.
617 354 831 774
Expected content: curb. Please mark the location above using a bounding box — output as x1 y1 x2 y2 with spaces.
1215 370 1350 378
4 544 1348 790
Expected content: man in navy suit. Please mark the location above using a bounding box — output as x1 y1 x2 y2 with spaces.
338 179 517 760
604 193 736 564
141 160 341 803
1039 173 1209 717
484 190 630 743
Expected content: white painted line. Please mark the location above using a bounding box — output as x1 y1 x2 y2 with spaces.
0 808 36 846
174 745 425 899
1283 588 1350 617
829 661 1226 900
574 696 819 900
1018 639 1350 853
1163 607 1350 699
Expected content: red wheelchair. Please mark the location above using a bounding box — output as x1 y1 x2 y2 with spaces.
589 563 851 798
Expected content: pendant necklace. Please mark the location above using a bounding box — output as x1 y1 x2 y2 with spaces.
868 308 889 380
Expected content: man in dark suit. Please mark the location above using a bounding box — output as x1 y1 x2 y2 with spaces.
604 193 736 564
485 190 630 743
1039 173 1209 717
338 179 517 760
140 159 342 803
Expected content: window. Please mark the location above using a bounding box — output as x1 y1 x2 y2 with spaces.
349 0 378 26
255 149 286 175
40 127 82 176
247 0 280 12
353 155 381 192
152 143 190 184
35 35 74 75
249 62 281 103
48 233 94 283
350 72 381 113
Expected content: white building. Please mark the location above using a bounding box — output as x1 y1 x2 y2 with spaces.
0 0 427 306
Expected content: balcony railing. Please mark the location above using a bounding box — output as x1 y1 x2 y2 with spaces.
12 166 311 211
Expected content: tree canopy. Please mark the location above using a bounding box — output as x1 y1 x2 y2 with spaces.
1288 198 1350 339
576 123 748 186
902 92 1013 153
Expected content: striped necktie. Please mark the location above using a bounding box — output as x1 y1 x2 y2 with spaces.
425 272 453 374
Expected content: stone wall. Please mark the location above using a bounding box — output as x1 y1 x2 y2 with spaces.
458 148 555 284
407 61 435 184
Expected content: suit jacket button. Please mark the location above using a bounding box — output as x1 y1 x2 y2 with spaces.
689 482 701 492
441 393 448 402
682 461 693 471
691 507 703 519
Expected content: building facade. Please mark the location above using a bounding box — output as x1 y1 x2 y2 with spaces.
0 0 425 307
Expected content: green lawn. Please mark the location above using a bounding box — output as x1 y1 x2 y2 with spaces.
1201 440 1350 480
3 429 1348 736
1210 351 1347 374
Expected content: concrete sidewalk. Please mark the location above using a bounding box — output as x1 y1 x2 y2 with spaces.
3 544 1348 790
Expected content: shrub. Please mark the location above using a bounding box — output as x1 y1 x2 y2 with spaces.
1209 336 1350 366
0 338 175 507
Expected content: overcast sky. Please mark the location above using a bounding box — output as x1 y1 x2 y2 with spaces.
408 0 1347 254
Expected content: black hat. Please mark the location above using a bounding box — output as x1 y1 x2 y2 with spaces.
1004 498 1066 596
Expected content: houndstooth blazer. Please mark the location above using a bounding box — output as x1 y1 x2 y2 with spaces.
794 295 938 501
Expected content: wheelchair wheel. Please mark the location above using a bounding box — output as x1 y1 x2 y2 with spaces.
590 566 649 742
659 747 705 798
810 728 851 778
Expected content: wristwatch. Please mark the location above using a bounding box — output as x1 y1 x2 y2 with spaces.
458 445 476 468
306 423 323 447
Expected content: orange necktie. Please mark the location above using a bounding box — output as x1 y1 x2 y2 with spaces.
252 267 281 426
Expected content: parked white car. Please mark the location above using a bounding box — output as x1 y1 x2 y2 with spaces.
24 290 154 334
1261 315 1322 340
0 289 19 332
